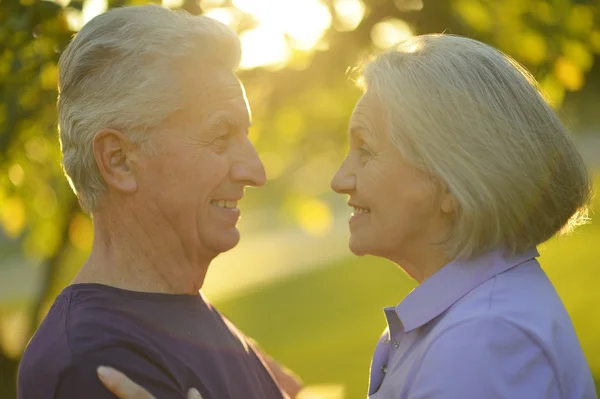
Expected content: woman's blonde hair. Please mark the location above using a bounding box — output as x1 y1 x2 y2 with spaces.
58 5 241 212
359 34 592 259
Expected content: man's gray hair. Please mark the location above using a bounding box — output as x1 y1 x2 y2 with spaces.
58 5 241 212
359 34 592 259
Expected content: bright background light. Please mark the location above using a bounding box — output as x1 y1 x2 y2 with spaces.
59 0 418 71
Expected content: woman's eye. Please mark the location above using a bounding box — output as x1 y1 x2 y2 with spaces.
359 145 372 156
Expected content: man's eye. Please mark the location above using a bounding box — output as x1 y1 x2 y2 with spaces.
212 135 229 145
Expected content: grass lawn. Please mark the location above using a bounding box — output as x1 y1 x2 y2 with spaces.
215 225 600 398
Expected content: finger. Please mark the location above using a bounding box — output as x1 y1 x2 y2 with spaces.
97 366 155 399
187 388 204 399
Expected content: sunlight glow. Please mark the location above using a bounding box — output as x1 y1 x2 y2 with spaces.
404 40 423 53
162 0 184 10
200 0 226 7
371 18 414 49
8 164 24 187
394 0 423 12
54 0 71 7
554 57 584 91
204 7 239 28
0 197 26 238
58 0 336 69
239 26 290 69
64 8 84 31
295 198 333 237
333 0 366 32
297 384 345 399
233 0 332 68
283 0 331 51
82 0 108 25
61 0 336 69
518 31 547 65
0 310 28 358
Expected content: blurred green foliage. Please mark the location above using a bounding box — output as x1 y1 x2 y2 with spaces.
1 0 600 397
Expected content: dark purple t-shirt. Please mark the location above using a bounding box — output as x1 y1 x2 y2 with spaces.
17 283 285 399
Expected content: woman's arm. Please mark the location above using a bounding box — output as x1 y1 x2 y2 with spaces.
97 367 203 399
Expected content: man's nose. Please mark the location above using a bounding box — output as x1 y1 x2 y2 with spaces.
231 136 267 187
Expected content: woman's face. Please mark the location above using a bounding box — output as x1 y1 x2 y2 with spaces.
331 92 453 267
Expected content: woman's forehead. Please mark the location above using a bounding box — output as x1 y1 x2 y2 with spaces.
350 93 387 129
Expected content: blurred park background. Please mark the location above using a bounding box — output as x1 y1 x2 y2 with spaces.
1 0 600 397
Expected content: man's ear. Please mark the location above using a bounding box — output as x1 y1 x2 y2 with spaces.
93 129 138 194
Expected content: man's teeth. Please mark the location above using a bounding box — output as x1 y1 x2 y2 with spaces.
352 206 370 215
212 200 238 209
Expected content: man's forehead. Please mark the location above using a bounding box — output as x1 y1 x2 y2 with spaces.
184 69 247 103
163 71 250 129
194 72 244 100
176 64 235 92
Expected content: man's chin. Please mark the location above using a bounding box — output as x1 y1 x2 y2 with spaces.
206 228 241 256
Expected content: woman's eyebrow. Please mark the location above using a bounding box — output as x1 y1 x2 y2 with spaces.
349 125 363 140
349 125 374 146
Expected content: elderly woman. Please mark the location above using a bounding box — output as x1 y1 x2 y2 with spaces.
99 34 596 399
329 34 596 398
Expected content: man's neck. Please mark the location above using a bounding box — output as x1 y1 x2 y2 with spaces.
73 207 213 295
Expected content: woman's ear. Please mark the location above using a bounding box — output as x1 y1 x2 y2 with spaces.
440 185 457 214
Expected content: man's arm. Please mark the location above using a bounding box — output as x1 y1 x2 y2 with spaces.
258 350 303 399
54 347 185 399
219 314 303 398
244 337 303 399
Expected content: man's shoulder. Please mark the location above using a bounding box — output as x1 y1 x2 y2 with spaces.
20 290 73 367
18 290 74 399
17 286 175 399
18 285 147 375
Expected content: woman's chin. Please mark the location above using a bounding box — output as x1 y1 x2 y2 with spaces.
348 237 370 257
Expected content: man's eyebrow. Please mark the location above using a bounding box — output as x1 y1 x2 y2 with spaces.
212 114 251 129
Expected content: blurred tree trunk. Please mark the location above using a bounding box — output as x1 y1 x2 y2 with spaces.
0 195 79 398
0 350 18 399
25 197 79 343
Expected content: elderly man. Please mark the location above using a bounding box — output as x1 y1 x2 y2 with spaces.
17 5 300 399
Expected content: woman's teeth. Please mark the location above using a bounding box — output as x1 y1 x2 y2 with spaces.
352 206 370 215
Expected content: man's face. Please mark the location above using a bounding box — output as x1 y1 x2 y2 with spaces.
134 69 266 259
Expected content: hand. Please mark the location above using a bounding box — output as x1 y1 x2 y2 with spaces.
244 338 303 398
97 366 203 399
261 355 303 399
